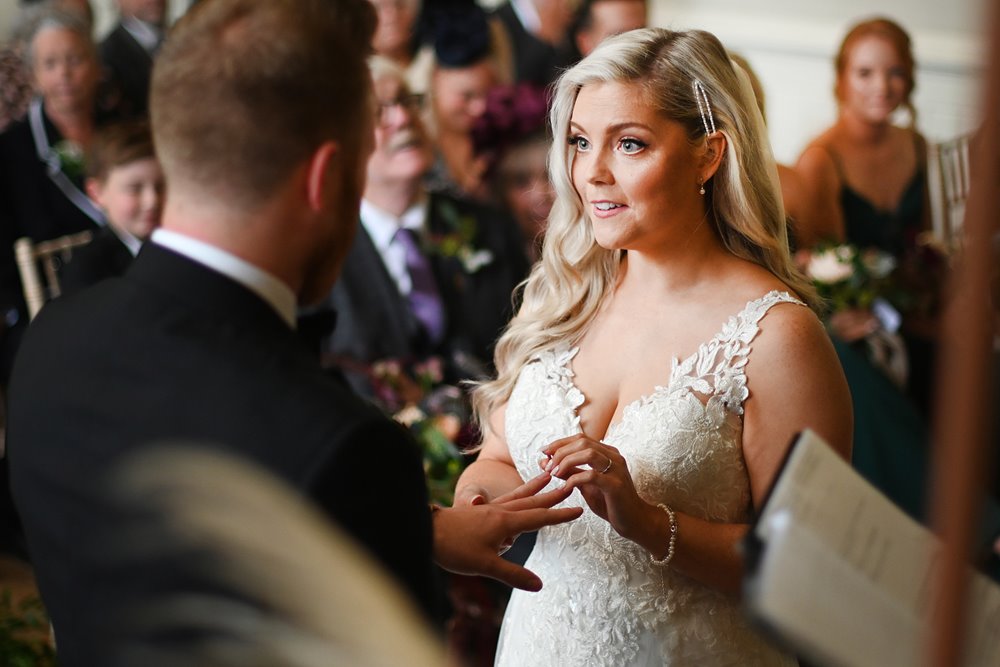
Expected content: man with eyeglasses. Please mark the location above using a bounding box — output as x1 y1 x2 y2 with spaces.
320 55 529 395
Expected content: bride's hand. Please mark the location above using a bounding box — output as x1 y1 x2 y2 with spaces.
540 434 652 543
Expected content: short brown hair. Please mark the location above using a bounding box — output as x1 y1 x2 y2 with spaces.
85 119 156 182
150 0 377 207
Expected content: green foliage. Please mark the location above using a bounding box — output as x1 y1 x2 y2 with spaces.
0 590 56 667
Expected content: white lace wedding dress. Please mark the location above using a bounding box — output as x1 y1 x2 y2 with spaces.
495 291 802 666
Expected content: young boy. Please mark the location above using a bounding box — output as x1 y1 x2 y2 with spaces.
61 119 164 293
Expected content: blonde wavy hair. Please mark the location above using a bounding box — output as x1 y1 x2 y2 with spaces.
473 28 817 431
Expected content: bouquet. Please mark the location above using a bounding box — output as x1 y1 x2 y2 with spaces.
805 243 896 312
369 357 473 506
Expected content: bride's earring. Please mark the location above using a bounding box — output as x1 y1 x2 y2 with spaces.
699 179 706 196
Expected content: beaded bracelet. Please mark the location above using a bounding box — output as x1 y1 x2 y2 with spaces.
650 503 678 566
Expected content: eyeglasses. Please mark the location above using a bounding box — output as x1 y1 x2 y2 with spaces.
376 93 424 125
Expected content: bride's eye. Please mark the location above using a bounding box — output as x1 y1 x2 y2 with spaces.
568 135 591 152
619 138 646 154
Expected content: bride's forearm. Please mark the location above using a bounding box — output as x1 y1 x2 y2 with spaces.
454 458 524 506
629 503 748 597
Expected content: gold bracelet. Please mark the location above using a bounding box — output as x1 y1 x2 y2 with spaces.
650 503 678 566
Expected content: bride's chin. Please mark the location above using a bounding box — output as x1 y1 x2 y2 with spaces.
591 238 624 252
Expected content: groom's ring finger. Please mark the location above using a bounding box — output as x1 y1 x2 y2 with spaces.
600 458 612 474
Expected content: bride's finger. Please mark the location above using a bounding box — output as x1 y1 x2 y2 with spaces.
551 449 616 480
541 434 603 458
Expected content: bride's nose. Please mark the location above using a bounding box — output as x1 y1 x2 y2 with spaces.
583 149 614 186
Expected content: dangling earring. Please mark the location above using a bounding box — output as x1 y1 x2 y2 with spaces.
699 180 706 196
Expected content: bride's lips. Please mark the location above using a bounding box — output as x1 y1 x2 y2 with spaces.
589 200 627 219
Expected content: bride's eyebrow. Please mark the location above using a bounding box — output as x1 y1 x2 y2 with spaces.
568 120 654 135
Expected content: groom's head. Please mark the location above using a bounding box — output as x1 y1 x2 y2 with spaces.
150 0 376 214
150 0 378 302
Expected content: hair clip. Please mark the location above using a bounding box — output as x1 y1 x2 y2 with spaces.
693 79 716 136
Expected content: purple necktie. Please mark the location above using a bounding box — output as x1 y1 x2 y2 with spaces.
393 227 445 344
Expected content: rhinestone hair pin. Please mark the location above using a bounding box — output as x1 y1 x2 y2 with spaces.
693 79 716 136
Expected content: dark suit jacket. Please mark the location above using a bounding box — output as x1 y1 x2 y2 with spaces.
323 193 529 392
492 2 577 87
0 108 104 382
59 226 135 295
99 23 154 118
6 244 437 667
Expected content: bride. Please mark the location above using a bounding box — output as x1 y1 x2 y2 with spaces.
455 28 852 665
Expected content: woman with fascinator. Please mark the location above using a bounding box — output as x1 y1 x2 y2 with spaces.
455 28 852 665
423 0 511 200
472 82 553 263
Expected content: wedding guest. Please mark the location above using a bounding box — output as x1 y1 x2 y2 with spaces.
0 5 108 384
323 56 528 395
424 2 500 199
370 0 436 95
795 17 937 415
6 3 580 665
99 0 168 118
61 119 164 293
793 18 943 521
472 82 553 263
490 0 576 87
455 28 852 665
571 0 647 58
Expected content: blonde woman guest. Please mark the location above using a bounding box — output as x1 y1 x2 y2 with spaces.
455 27 851 666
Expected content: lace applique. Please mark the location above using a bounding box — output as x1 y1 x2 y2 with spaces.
496 290 804 667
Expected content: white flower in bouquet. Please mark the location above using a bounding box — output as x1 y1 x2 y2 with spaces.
860 249 897 279
806 246 855 283
394 404 427 427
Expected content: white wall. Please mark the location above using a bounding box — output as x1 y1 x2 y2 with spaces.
648 0 987 163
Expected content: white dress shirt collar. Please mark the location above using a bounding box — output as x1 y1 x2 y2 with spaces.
150 228 297 329
510 0 541 34
121 16 162 53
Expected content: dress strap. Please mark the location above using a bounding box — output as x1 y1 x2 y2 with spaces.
709 291 806 416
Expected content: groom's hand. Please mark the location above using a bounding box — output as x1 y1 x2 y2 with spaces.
432 472 582 591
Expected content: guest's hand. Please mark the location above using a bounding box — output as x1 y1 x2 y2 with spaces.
829 307 880 342
433 472 582 591
540 434 651 544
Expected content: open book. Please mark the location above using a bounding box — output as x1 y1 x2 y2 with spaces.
743 429 1000 667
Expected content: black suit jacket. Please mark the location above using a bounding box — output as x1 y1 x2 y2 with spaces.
99 23 154 118
492 2 576 87
0 108 104 382
59 226 135 295
323 193 529 392
6 244 437 667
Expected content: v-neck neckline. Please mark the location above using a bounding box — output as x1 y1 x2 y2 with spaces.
561 290 793 442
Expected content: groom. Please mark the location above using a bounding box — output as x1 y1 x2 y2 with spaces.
5 2 580 666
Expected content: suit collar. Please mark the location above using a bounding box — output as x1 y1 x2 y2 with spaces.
150 229 297 328
127 243 294 337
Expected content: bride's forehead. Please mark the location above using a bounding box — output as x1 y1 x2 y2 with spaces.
571 82 656 126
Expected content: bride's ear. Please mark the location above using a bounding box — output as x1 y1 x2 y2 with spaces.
699 131 728 182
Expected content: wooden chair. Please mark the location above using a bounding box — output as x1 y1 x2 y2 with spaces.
13 231 94 320
927 132 973 247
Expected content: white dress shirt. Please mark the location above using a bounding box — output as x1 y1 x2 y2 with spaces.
360 196 431 297
151 228 297 329
509 0 541 34
121 16 163 54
